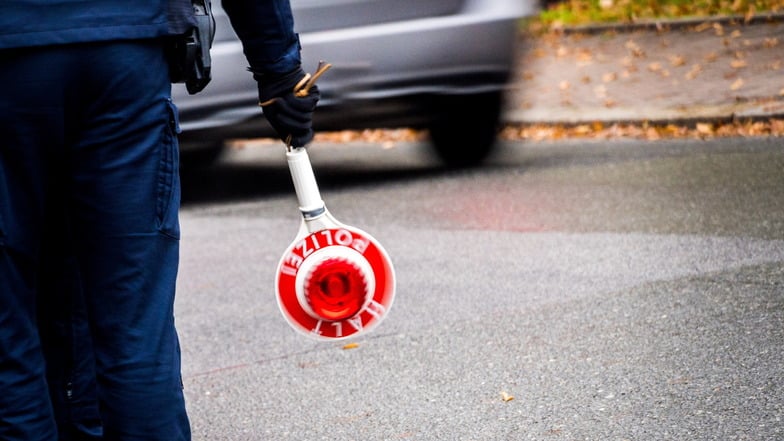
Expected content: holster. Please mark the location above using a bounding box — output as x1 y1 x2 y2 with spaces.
168 0 215 95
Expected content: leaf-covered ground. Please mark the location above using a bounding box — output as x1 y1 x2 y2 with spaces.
501 17 784 141
499 119 784 141
306 118 784 145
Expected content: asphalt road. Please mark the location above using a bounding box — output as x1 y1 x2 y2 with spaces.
176 137 783 440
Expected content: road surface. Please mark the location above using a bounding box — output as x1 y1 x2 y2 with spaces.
177 137 783 440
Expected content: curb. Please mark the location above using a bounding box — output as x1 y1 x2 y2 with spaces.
502 101 784 128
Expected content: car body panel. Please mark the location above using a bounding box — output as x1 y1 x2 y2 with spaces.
174 0 536 146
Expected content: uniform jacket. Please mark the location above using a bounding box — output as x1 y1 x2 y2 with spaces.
1 0 300 74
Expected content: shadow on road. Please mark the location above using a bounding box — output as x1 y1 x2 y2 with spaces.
180 156 449 206
178 139 673 206
180 137 746 206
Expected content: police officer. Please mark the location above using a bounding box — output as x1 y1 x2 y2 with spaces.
0 1 318 439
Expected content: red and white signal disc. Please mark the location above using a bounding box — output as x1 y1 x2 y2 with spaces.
275 227 395 340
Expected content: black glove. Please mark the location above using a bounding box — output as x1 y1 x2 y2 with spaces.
254 67 320 147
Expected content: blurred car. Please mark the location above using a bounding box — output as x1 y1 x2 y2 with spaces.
173 0 537 167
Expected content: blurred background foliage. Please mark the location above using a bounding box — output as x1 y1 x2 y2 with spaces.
537 0 784 26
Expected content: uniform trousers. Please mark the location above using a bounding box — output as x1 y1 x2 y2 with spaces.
0 40 191 440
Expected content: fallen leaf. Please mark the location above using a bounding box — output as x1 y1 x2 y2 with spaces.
668 376 691 385
745 5 756 23
713 23 724 36
685 64 702 80
574 124 592 135
559 80 571 91
730 59 748 68
665 124 684 135
602 72 618 82
730 78 744 90
704 52 718 62
647 62 663 72
696 122 714 135
748 121 768 135
669 55 686 67
500 391 514 402
730 29 742 38
779 88 784 96
625 40 645 57
576 49 593 64
342 342 359 350
764 37 779 48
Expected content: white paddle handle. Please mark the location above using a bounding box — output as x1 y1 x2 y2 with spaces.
286 147 326 219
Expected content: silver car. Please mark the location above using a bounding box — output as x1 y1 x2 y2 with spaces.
173 0 535 167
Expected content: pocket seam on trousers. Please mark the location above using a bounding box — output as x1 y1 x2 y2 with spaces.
156 99 181 240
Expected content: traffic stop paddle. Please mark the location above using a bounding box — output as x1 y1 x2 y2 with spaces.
272 63 396 340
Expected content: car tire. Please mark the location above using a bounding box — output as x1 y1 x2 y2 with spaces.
427 91 503 168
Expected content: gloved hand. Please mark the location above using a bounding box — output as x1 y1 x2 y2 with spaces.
255 67 320 147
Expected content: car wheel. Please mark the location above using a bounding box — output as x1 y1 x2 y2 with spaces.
427 91 503 168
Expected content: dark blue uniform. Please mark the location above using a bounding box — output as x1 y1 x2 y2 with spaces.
0 1 301 440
